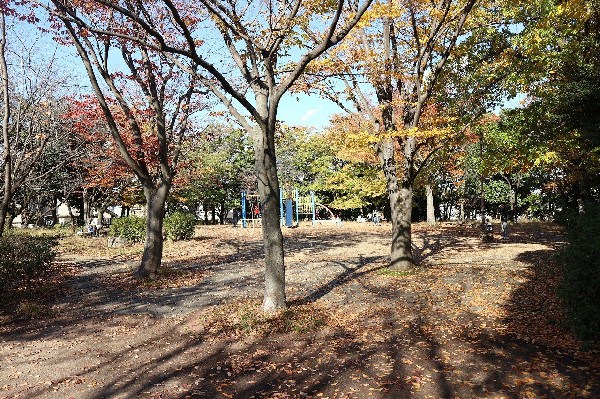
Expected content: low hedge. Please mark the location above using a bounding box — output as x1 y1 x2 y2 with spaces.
110 212 196 243
0 233 59 293
109 216 146 243
164 211 196 241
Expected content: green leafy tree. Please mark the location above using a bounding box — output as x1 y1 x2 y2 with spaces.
315 115 386 213
173 125 254 223
505 0 600 208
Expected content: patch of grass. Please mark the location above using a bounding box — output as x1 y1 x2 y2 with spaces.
284 308 327 333
199 301 329 338
16 301 51 319
377 268 416 277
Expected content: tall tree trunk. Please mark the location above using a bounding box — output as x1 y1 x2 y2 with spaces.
6 210 15 229
0 12 11 237
373 18 415 271
220 201 226 225
375 118 415 271
391 181 414 270
67 202 78 232
253 121 286 312
51 195 58 226
426 185 436 225
377 137 411 271
136 182 169 278
509 185 516 218
377 136 414 272
83 187 91 226
389 134 417 270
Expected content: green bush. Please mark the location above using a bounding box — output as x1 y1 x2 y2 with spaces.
556 204 600 343
164 211 196 241
109 216 146 243
0 233 59 292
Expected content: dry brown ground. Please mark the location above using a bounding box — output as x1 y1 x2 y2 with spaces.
1 221 599 399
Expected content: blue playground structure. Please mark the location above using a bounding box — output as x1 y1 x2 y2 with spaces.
241 189 340 228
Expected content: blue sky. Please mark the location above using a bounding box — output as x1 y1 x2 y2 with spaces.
11 15 520 133
10 21 339 130
278 93 343 130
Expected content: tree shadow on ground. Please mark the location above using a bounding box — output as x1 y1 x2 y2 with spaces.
17 288 596 399
3 223 599 399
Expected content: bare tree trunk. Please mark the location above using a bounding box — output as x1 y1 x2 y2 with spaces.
201 202 207 224
388 134 417 270
6 210 15 229
391 182 414 270
0 12 11 236
253 121 286 312
136 182 169 278
67 201 78 232
376 125 415 272
83 187 91 226
371 18 416 271
220 201 226 225
50 195 58 226
377 137 411 271
426 185 436 225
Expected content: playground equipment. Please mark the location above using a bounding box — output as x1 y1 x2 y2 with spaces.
241 189 341 228
241 191 262 228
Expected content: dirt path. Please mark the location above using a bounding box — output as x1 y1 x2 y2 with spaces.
1 222 598 399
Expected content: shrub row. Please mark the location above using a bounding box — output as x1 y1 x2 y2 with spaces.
109 212 196 242
556 204 600 343
110 216 146 242
0 233 59 292
163 212 196 241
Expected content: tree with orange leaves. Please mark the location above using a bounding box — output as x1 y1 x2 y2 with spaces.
36 0 374 311
37 9 200 278
65 96 138 224
299 0 512 270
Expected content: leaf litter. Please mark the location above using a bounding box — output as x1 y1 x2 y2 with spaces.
0 222 598 399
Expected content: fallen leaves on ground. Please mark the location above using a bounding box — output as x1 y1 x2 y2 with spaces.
1 222 598 399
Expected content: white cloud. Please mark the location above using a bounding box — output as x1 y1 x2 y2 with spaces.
300 107 321 121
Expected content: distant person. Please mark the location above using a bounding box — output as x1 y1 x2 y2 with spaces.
253 204 260 219
232 208 240 227
484 215 493 234
500 205 510 239
372 209 381 225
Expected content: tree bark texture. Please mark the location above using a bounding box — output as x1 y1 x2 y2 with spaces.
83 187 91 226
252 122 286 312
0 12 11 236
389 135 418 270
390 182 414 271
137 183 170 278
426 185 436 225
377 137 414 271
